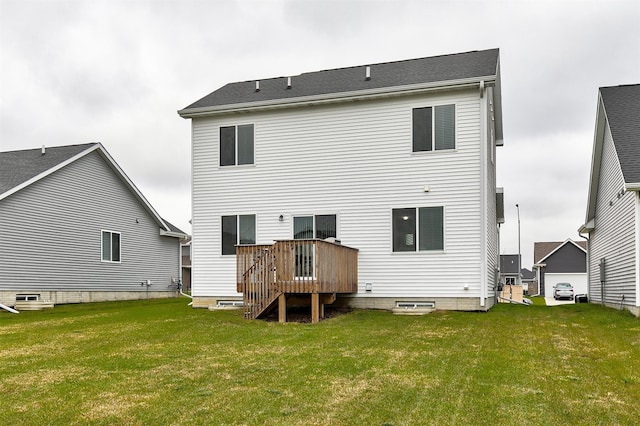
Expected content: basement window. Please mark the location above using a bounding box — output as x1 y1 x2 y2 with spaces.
216 300 245 307
16 294 40 301
396 301 435 309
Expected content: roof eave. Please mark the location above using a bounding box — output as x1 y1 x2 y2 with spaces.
583 93 608 224
160 229 189 239
624 182 640 191
178 76 497 118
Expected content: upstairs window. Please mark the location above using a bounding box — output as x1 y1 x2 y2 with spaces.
101 230 121 262
412 104 455 152
220 124 254 166
392 207 444 252
222 214 256 255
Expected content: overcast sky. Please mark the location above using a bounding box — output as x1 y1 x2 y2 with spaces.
1 0 639 266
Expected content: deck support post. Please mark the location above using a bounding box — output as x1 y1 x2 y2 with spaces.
278 293 287 323
311 293 320 324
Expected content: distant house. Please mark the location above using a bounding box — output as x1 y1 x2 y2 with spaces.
520 268 536 295
532 240 587 298
0 143 187 307
579 84 640 316
178 49 505 319
500 254 521 285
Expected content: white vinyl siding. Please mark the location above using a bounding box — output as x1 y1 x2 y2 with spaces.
0 152 180 293
588 124 637 305
191 89 486 298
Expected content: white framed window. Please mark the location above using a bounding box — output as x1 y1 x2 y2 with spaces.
412 104 456 152
392 207 444 252
221 214 256 255
220 124 254 166
101 230 121 262
293 214 337 240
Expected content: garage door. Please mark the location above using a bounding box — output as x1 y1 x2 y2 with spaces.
545 273 588 298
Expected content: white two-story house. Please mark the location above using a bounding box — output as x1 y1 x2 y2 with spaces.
179 49 504 320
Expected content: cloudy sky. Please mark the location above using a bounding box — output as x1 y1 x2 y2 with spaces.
1 0 639 266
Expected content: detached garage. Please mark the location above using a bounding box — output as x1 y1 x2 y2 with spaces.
544 273 588 299
532 240 587 297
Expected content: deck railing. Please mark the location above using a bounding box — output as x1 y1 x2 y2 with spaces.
237 239 358 319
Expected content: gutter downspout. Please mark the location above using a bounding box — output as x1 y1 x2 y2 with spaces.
0 303 19 314
578 230 590 302
479 80 487 308
635 191 640 309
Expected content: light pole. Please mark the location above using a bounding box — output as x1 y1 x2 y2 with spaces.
516 204 521 285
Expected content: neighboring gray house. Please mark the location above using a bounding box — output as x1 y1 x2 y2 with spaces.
579 84 640 316
533 240 587 298
500 254 521 286
0 143 187 307
179 48 505 316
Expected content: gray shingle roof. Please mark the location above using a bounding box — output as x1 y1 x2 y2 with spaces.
181 49 500 111
0 143 97 195
534 240 587 264
600 84 640 184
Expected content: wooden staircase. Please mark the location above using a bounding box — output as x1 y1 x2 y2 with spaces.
236 240 359 322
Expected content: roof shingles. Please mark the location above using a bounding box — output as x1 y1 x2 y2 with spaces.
182 49 500 111
0 143 97 195
600 84 640 184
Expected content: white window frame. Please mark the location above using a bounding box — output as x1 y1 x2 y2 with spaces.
221 214 257 256
219 123 255 167
412 103 457 153
292 214 338 240
101 230 121 263
391 206 445 253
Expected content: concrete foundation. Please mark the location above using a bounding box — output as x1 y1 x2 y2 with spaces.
192 295 496 313
0 290 178 307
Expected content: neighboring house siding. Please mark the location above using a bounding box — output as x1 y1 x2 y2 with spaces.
192 89 488 300
0 151 180 293
544 244 586 273
588 124 637 305
539 243 586 296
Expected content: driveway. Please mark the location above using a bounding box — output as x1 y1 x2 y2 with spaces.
545 297 575 306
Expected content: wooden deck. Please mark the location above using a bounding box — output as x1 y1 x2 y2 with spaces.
237 239 358 322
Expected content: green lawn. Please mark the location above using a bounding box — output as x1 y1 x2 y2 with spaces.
1 298 639 425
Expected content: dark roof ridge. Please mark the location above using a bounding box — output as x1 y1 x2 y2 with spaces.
245 48 498 83
0 142 98 155
180 48 501 113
